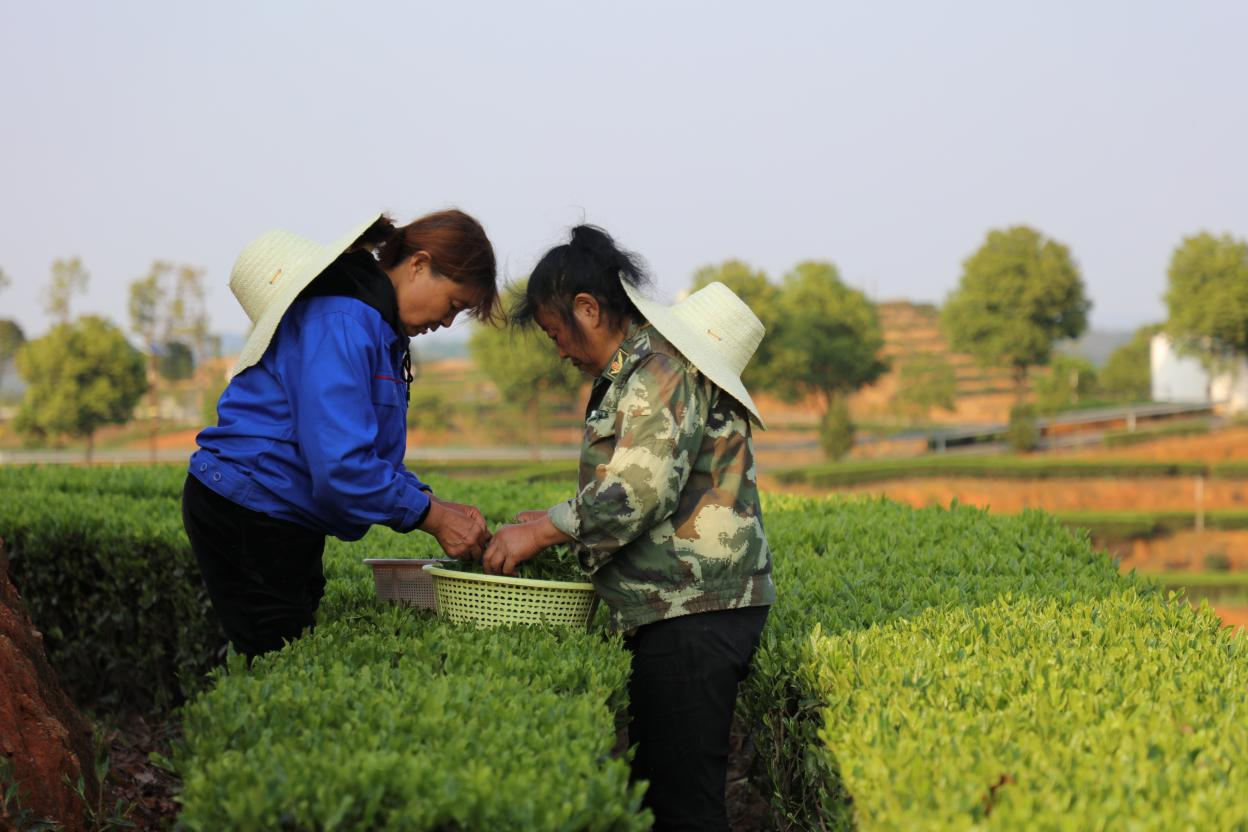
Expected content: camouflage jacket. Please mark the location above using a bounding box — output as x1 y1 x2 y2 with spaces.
547 323 776 632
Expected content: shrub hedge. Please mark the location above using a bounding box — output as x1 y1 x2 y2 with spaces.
6 465 1247 829
1102 418 1211 447
741 495 1158 829
0 486 218 710
774 457 1211 488
175 607 645 831
1054 510 1248 541
807 592 1248 830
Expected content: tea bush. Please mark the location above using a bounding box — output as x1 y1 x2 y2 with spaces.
806 591 1248 830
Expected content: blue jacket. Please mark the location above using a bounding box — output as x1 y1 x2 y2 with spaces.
189 254 432 541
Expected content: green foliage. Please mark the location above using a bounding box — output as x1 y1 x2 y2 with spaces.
942 226 1091 399
157 340 194 381
468 282 582 407
691 260 780 390
1103 418 1210 447
13 316 148 450
0 318 26 390
1204 551 1232 572
1005 403 1039 452
807 591 1248 830
174 476 646 830
1165 231 1248 365
1033 354 1097 415
0 484 219 711
775 456 1212 488
1100 323 1162 400
0 464 186 499
43 257 89 324
742 495 1146 829
438 544 587 583
818 396 855 460
405 386 453 432
200 373 228 427
175 609 646 831
766 261 888 405
128 261 211 361
1050 510 1238 541
892 352 957 423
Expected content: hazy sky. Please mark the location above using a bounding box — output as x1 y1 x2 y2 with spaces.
2 0 1245 347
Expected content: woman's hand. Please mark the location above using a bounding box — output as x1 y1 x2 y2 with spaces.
483 515 573 576
421 500 490 560
436 497 487 528
482 524 544 576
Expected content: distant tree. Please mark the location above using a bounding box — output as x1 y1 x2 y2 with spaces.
893 352 958 424
14 316 147 463
0 272 24 398
767 261 888 459
1164 232 1248 372
1033 354 1098 415
129 261 210 459
819 396 856 461
0 320 25 399
469 284 582 458
1006 403 1040 453
406 386 453 433
690 260 779 391
158 341 195 381
942 226 1091 405
1100 324 1162 401
42 258 90 325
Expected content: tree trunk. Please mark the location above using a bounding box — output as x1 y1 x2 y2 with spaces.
84 432 94 466
1012 364 1029 408
149 354 159 465
529 390 542 462
0 537 99 829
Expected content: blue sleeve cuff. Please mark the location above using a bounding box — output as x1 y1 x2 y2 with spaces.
397 487 433 533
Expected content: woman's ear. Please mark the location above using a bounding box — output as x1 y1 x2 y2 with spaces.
409 251 431 277
572 292 601 329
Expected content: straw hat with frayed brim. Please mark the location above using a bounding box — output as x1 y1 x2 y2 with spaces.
622 280 767 429
229 213 382 376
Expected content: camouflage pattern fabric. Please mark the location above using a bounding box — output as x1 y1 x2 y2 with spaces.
548 323 776 632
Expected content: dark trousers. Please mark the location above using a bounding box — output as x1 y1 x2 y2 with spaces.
181 474 326 659
624 605 769 832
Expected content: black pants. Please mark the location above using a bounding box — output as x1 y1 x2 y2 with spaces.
182 474 327 659
624 605 769 832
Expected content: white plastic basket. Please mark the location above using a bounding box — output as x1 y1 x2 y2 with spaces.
363 558 449 611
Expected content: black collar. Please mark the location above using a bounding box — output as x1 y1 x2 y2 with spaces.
300 249 407 342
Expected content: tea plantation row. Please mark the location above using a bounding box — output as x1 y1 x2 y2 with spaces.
2 466 1246 829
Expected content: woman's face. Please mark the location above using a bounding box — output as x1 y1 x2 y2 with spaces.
534 295 626 376
390 253 482 337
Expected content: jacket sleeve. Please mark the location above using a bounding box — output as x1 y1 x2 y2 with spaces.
547 353 707 574
283 311 431 533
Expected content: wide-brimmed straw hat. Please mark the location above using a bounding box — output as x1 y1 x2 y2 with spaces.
229 213 382 375
622 280 767 429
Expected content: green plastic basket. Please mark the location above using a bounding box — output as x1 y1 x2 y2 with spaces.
423 564 598 629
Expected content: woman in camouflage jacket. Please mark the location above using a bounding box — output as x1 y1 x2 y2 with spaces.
483 225 775 831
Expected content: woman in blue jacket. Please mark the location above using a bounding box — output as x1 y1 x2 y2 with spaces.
183 210 498 658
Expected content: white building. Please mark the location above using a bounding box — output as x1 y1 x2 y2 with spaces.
1151 333 1248 412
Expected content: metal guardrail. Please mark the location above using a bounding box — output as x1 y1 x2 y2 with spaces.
927 402 1216 452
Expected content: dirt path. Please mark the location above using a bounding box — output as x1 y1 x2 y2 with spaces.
811 477 1248 514
1216 606 1248 633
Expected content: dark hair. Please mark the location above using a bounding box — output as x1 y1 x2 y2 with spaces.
512 225 649 339
352 210 501 325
